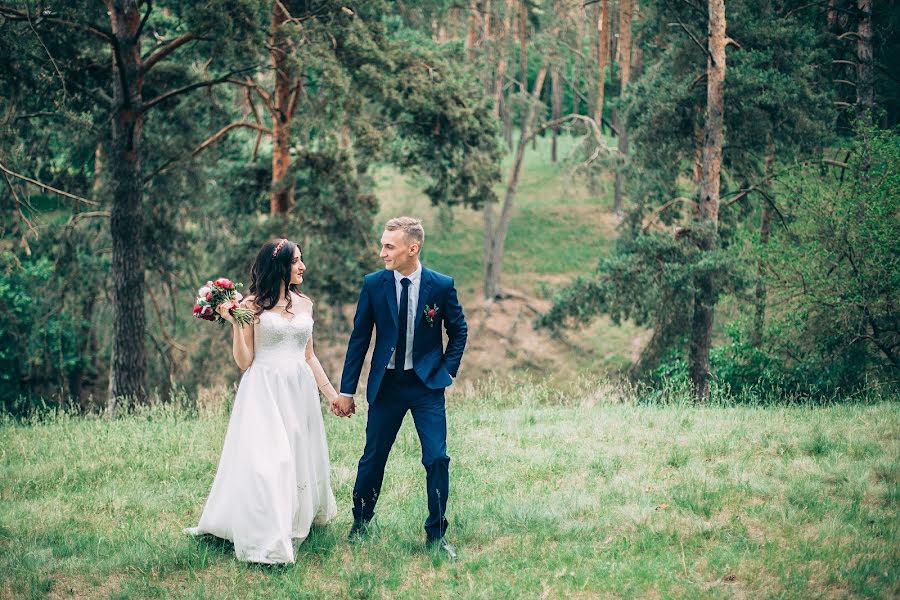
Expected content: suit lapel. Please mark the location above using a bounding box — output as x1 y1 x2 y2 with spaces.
415 267 433 331
382 270 399 329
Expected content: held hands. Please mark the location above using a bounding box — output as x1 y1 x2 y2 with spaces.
330 394 355 418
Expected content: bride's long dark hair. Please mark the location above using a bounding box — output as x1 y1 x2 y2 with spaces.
248 238 301 316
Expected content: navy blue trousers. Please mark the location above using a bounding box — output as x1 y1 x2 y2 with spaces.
352 369 450 540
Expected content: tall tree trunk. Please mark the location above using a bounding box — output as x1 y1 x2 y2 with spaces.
691 109 704 188
485 0 514 290
106 0 146 408
612 0 634 214
856 0 874 123
572 14 584 115
689 0 726 401
827 0 838 27
518 0 527 92
465 0 480 52
484 59 549 300
589 0 610 194
752 132 775 346
493 0 514 120
480 0 492 90
594 0 610 127
550 0 562 162
551 60 561 162
504 0 521 148
270 2 294 215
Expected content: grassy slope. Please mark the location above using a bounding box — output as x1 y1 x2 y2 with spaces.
373 134 646 374
375 134 616 297
1 385 898 599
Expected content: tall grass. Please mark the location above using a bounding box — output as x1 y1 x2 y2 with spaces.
1 380 897 598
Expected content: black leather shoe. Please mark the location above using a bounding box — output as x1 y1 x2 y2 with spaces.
347 520 372 543
427 537 458 560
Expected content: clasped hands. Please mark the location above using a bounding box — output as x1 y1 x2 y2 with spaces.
330 394 355 418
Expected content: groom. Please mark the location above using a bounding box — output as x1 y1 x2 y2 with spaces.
336 216 467 558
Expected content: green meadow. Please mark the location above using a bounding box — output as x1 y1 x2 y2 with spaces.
2 379 898 599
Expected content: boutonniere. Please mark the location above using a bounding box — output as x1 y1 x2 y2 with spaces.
423 304 439 326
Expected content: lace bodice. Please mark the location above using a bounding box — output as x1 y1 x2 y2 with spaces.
253 310 313 367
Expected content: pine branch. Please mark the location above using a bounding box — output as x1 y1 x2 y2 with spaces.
143 66 257 111
641 197 698 232
142 32 206 74
0 6 114 43
228 78 277 117
0 160 99 205
191 122 272 157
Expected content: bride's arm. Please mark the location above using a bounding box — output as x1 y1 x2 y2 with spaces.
218 297 255 370
305 332 338 401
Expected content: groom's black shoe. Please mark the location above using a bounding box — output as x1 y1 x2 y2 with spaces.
427 537 458 560
347 519 372 544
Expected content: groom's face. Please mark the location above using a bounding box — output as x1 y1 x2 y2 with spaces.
380 229 418 273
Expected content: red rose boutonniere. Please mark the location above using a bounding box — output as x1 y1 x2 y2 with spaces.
423 304 439 326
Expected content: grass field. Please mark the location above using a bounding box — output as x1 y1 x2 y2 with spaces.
2 380 898 599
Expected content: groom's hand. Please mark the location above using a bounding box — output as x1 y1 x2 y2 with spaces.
333 394 355 417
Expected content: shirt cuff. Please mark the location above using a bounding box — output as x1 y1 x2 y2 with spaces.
339 393 354 398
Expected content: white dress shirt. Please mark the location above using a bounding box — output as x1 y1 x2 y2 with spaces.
388 262 422 370
340 263 423 397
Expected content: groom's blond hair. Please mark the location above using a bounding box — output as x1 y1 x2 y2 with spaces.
385 216 425 246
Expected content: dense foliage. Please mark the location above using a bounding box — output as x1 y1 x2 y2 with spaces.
2 0 897 411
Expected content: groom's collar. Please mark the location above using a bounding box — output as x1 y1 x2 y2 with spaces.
392 261 422 285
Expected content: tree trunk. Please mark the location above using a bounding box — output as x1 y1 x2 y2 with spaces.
551 61 561 162
691 111 704 188
827 0 838 27
493 0 514 120
612 0 634 214
588 0 610 194
752 133 775 347
594 0 610 127
856 0 874 122
572 14 584 115
106 0 146 408
689 0 726 401
270 2 294 215
518 0 527 93
612 110 628 213
550 0 562 161
465 0 480 52
484 59 549 300
481 0 492 90
484 0 514 295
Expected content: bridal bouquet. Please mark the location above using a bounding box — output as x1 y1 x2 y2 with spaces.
193 278 254 326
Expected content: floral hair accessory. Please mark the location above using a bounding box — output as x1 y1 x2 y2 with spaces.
272 239 286 257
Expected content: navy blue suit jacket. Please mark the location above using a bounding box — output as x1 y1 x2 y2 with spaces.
340 266 468 404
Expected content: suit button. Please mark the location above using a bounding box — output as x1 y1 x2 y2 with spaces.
391 347 395 352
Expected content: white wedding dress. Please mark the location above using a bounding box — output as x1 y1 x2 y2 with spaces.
186 310 337 564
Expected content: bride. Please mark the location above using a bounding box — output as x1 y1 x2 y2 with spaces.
185 238 347 564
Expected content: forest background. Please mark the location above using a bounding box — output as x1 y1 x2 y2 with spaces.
1 0 898 412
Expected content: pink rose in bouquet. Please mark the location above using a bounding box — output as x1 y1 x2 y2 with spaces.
193 278 254 326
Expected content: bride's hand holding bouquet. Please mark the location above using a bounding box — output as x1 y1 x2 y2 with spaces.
193 278 255 327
